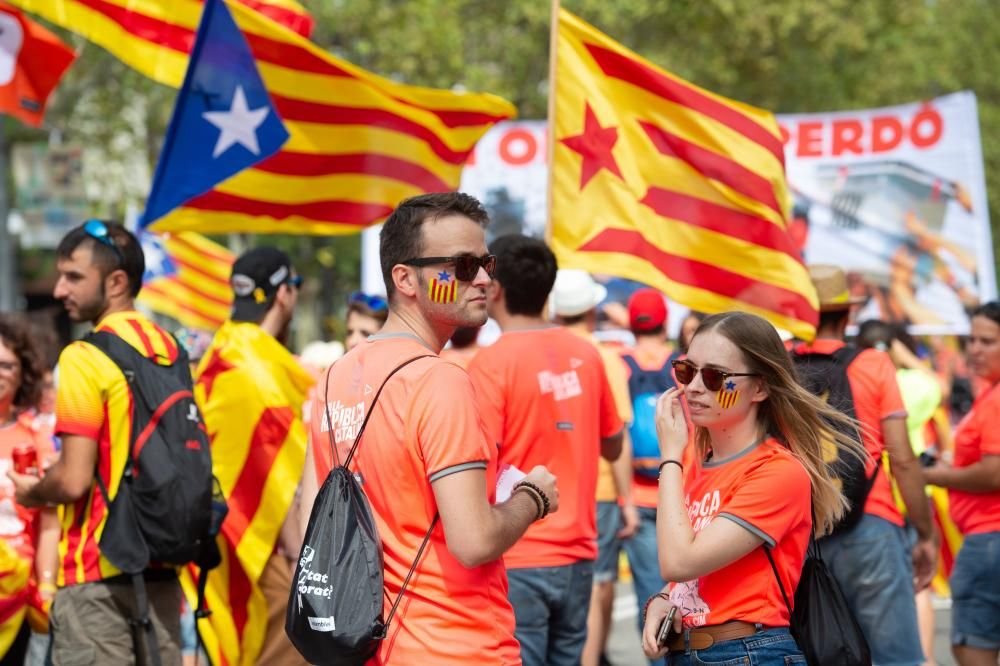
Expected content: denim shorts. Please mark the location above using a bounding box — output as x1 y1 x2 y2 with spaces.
666 626 804 666
594 501 622 584
819 514 924 666
951 530 1000 650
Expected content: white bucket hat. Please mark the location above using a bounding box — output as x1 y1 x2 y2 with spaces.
551 269 608 318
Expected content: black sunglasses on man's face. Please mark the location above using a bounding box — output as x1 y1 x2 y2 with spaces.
402 254 497 281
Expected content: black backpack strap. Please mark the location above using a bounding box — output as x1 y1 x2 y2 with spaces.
379 513 440 637
763 545 793 618
128 572 163 666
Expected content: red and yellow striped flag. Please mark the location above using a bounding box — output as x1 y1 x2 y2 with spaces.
549 9 818 340
0 541 29 659
136 231 234 331
12 0 516 235
181 320 314 666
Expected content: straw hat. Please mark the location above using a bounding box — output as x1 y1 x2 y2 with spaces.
808 265 865 312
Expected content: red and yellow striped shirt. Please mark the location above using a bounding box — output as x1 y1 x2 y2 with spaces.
53 311 178 586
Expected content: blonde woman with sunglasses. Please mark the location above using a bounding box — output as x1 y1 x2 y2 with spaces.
641 312 865 665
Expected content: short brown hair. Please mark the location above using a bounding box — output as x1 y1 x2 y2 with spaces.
379 193 490 299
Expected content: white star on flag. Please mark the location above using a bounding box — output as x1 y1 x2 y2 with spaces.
202 85 270 159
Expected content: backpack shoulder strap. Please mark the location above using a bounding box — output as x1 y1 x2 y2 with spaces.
621 353 641 375
763 545 793 617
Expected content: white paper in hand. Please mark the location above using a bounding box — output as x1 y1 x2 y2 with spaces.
495 463 527 503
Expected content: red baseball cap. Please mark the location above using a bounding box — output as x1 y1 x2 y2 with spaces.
628 288 668 331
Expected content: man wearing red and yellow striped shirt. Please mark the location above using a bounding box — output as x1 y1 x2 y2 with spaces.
10 221 183 665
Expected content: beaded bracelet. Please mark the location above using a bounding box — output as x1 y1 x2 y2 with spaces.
513 480 551 518
642 592 672 624
512 484 545 521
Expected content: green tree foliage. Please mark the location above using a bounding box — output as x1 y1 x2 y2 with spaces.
33 0 1000 309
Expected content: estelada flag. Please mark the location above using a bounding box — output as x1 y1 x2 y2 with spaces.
550 9 818 340
13 0 515 235
0 1 74 127
136 230 234 331
181 320 314 666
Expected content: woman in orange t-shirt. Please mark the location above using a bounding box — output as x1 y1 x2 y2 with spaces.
0 315 60 661
641 312 865 664
924 301 1000 665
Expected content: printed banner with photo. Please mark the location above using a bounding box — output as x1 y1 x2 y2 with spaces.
458 92 996 334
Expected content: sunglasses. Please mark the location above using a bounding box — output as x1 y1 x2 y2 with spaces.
83 219 124 264
349 291 387 312
288 275 303 288
402 254 497 282
671 359 758 392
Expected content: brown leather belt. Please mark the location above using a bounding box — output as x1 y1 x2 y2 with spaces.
665 620 761 652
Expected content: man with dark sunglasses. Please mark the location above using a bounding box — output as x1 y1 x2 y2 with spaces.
468 235 624 666
193 246 312 665
300 192 559 666
10 221 185 664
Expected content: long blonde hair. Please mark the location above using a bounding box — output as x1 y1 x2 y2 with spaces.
690 312 868 537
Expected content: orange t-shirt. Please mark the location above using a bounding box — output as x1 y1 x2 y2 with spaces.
0 413 53 561
54 311 180 586
793 339 907 526
467 327 623 569
310 335 520 666
948 382 1000 535
620 344 677 509
669 438 812 628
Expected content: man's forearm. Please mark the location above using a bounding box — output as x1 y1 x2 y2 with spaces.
611 439 634 502
894 459 934 539
474 492 539 565
27 465 85 506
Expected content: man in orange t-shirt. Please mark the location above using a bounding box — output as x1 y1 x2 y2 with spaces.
468 236 623 666
792 265 936 666
300 194 559 666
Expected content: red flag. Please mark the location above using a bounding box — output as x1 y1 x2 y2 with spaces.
0 1 75 127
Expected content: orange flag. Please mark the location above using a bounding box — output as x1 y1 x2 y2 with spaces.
549 9 818 340
0 1 74 127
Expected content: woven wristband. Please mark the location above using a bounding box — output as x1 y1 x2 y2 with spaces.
514 480 551 518
512 484 545 521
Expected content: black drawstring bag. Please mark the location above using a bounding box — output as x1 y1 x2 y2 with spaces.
766 538 872 666
286 355 435 666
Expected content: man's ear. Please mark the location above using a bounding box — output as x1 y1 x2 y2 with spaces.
392 264 419 298
486 279 502 303
104 268 131 300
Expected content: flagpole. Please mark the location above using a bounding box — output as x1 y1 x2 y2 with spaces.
544 0 559 244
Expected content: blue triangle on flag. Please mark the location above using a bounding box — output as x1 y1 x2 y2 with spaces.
140 0 289 228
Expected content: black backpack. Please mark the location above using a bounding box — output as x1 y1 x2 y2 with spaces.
621 352 679 476
766 539 872 666
287 355 436 665
85 331 221 665
790 345 877 535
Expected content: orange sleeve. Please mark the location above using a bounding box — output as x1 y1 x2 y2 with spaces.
978 391 1000 455
467 348 505 448
716 454 811 546
54 343 104 441
853 350 906 420
414 363 492 480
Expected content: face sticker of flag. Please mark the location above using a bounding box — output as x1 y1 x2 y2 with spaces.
428 271 458 304
716 380 740 409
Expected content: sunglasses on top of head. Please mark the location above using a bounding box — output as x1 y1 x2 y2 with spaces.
348 291 387 312
83 219 124 264
671 359 758 392
402 254 497 282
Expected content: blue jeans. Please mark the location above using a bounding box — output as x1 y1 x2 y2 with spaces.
506 560 594 666
594 501 622 584
951 531 1000 650
819 514 924 666
667 627 804 666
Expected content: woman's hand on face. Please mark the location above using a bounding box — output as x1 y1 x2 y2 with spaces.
656 387 689 462
641 594 681 659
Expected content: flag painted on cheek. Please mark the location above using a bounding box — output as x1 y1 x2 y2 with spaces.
716 380 740 409
428 271 458 304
